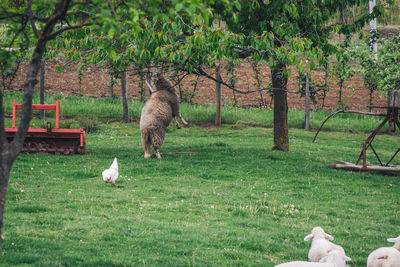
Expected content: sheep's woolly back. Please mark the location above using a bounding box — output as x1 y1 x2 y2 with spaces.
140 73 182 158
367 236 400 267
140 90 178 146
367 247 400 267
141 74 180 130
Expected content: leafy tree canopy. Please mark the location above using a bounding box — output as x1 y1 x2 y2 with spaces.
213 0 387 72
376 33 400 93
55 0 218 75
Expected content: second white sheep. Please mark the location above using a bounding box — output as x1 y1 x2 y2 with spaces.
367 235 400 267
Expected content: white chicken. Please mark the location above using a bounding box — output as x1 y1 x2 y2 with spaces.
102 158 118 185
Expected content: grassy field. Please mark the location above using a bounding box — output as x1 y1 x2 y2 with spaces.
2 92 390 134
1 93 399 266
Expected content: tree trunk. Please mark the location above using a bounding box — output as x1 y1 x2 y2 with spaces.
215 64 222 126
369 90 373 112
272 62 289 151
109 75 115 97
338 81 343 108
388 89 395 133
369 0 378 59
394 92 399 108
0 158 11 250
322 62 329 109
304 72 310 131
389 91 399 134
0 0 71 251
138 71 146 102
121 71 129 123
0 92 10 248
40 58 46 119
0 39 45 251
0 86 6 152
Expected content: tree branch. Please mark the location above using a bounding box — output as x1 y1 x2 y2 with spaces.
47 22 92 40
0 91 6 151
107 0 117 18
27 1 39 38
257 0 266 8
193 66 283 94
71 1 90 5
10 0 74 158
0 7 47 22
232 45 271 59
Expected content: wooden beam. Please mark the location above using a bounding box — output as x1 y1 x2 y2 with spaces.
330 161 400 172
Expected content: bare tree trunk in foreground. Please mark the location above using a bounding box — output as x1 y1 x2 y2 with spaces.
40 58 46 119
0 0 76 251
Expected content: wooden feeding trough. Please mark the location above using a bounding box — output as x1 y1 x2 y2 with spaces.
313 104 400 172
5 99 86 155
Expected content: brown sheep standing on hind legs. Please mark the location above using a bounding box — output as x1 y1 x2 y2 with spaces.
140 70 189 158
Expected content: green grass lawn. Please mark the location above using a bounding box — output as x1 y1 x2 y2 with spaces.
2 91 390 134
1 116 399 266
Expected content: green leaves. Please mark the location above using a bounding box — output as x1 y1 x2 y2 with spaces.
51 0 219 75
375 33 400 93
233 1 241 11
4 0 391 88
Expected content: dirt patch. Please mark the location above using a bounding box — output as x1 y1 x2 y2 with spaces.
377 26 400 38
199 122 220 131
8 58 388 113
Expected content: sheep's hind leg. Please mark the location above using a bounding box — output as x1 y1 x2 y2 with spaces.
143 148 152 158
151 130 165 159
141 132 152 158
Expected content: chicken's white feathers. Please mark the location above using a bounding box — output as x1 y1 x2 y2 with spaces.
102 158 118 184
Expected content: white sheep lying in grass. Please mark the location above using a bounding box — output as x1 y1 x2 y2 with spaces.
367 235 400 267
305 227 347 262
275 249 351 267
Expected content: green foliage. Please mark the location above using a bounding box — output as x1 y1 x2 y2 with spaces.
351 40 379 108
297 74 321 104
0 6 33 91
376 33 400 93
57 0 216 76
213 0 386 75
53 0 386 81
138 71 147 102
314 57 332 110
333 36 355 109
352 31 400 107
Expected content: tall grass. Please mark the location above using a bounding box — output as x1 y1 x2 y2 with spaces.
2 91 391 134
